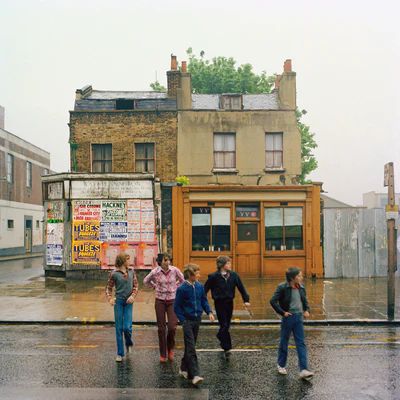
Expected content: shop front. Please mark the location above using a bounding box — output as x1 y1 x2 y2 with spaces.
172 185 322 278
42 173 160 279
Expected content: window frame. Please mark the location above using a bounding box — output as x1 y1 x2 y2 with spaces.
6 153 14 183
26 161 32 188
265 132 284 170
264 205 305 254
213 132 236 171
134 142 155 173
7 219 14 229
191 205 232 253
91 143 112 173
220 94 242 110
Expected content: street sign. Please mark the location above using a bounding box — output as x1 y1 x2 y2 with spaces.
384 162 393 187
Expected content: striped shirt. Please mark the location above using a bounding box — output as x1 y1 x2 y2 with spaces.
105 268 138 301
143 266 184 301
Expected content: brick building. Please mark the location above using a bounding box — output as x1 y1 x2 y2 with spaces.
0 106 50 256
54 56 322 279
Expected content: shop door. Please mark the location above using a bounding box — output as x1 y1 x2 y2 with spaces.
235 222 260 276
24 219 32 253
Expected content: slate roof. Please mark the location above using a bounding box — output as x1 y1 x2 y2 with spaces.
87 91 168 100
74 89 280 111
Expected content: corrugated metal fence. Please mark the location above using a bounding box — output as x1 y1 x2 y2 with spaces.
323 208 398 278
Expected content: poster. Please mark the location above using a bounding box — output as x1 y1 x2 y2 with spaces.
100 221 128 241
101 200 126 221
73 220 100 241
47 223 64 245
72 241 101 264
46 244 63 266
73 200 101 221
46 201 64 222
126 199 156 242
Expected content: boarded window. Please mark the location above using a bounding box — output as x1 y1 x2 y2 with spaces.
135 143 155 173
116 99 134 110
92 144 112 173
265 132 283 169
214 133 236 169
221 95 242 110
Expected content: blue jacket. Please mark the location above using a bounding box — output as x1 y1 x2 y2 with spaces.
174 280 212 322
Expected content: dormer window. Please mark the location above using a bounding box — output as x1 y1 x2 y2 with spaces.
220 94 242 110
116 99 134 110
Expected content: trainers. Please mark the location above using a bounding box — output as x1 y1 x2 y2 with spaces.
168 350 174 361
299 369 314 380
277 365 287 375
126 345 133 354
159 356 168 363
115 355 123 362
192 376 204 385
224 349 232 358
178 369 188 379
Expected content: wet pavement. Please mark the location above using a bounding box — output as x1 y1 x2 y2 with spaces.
1 258 400 322
0 324 400 399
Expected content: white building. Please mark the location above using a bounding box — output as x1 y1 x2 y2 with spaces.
0 106 50 256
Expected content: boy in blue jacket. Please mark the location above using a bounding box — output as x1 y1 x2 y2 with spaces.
174 264 215 385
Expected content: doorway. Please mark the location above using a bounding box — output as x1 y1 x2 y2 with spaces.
235 222 260 276
24 218 32 253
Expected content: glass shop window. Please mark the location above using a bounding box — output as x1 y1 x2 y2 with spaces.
192 207 230 251
265 207 303 250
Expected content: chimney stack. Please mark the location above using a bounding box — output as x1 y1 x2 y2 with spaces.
167 54 181 97
170 54 178 71
277 59 296 110
181 61 187 73
283 59 292 73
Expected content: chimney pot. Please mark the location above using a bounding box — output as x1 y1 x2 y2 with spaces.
283 59 292 73
181 61 187 73
171 54 177 71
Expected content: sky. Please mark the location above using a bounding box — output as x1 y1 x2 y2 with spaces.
1 0 399 206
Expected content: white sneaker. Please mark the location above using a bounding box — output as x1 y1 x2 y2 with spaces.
178 369 188 379
126 345 133 354
277 365 288 375
115 355 123 362
192 376 204 385
299 369 314 380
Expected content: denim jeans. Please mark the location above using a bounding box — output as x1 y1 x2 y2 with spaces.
114 298 133 356
278 313 308 371
180 319 200 379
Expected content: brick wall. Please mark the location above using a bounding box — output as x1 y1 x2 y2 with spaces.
69 111 178 182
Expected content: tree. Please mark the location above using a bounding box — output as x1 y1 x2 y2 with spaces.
150 81 166 92
150 49 318 182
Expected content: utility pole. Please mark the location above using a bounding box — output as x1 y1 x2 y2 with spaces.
384 162 398 320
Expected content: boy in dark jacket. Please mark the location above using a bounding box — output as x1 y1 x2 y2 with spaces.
174 264 214 385
204 256 250 356
270 267 314 380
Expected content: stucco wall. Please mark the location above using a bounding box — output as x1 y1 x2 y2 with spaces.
177 110 301 185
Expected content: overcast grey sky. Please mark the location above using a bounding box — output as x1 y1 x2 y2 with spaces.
1 0 399 205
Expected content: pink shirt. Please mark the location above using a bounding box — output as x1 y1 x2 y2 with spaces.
143 266 184 301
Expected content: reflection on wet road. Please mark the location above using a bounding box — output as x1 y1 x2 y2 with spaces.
1 258 400 321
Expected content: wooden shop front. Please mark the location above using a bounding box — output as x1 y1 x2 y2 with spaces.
172 185 322 278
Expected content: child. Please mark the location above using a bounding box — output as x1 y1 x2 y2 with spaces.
105 253 138 362
174 264 215 385
270 267 314 380
143 253 184 362
204 255 250 356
